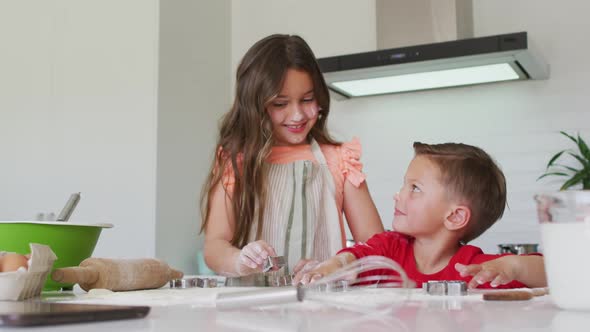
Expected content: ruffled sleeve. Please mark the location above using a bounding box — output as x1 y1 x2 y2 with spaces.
339 137 366 187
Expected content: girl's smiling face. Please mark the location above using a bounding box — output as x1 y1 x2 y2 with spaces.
266 69 319 146
393 156 452 237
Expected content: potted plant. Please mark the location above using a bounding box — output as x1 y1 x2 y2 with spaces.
537 131 590 190
534 131 590 311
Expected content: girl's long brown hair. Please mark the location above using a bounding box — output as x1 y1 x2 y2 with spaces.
200 34 339 248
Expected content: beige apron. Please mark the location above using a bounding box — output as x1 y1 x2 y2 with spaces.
248 140 343 274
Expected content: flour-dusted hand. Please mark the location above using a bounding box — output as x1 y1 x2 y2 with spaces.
292 259 320 275
292 259 334 285
234 240 277 276
455 255 518 289
292 253 356 285
291 259 321 285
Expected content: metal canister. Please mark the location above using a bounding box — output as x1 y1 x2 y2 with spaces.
498 244 539 255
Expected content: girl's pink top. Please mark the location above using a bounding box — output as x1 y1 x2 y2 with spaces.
219 138 366 218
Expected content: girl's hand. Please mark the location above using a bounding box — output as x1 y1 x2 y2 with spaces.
292 259 320 275
234 240 277 276
292 260 336 285
455 256 518 289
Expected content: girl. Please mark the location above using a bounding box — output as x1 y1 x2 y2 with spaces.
200 34 384 277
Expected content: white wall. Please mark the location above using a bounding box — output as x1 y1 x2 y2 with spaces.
0 0 159 258
231 0 590 253
156 0 230 274
0 0 231 274
231 0 376 89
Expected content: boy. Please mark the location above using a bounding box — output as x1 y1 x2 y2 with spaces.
293 142 546 289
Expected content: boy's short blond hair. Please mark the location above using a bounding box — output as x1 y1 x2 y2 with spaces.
413 142 506 243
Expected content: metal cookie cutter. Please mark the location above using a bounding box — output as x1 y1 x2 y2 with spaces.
170 277 217 289
197 278 217 288
225 274 293 287
263 256 286 273
423 280 467 296
268 275 293 287
170 278 197 288
311 280 350 293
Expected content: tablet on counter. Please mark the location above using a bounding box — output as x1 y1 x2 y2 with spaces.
0 301 150 327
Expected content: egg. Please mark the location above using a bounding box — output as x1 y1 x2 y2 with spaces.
0 253 29 272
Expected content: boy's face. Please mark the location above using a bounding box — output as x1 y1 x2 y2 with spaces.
393 156 452 237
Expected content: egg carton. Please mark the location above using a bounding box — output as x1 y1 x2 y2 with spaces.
0 243 57 301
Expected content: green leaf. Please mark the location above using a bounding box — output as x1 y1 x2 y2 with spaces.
546 150 565 169
543 132 590 189
560 172 586 190
577 133 590 160
537 172 569 180
568 152 590 169
552 163 581 173
560 131 579 145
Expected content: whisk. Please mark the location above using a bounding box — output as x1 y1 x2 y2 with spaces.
216 256 414 309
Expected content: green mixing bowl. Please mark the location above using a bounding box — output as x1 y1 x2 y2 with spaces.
0 221 112 291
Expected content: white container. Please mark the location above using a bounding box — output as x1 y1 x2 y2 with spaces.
536 191 590 310
0 243 57 301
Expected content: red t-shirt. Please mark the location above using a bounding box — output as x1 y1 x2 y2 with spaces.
339 231 532 289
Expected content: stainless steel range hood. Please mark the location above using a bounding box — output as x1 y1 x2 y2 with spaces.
317 1 549 98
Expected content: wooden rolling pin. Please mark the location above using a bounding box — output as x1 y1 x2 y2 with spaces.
483 288 549 301
51 258 183 292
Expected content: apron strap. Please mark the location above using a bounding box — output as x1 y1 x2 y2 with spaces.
310 139 335 195
310 139 328 166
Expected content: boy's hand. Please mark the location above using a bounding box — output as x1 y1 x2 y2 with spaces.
455 256 518 289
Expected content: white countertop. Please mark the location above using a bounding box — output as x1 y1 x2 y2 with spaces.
20 285 589 332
